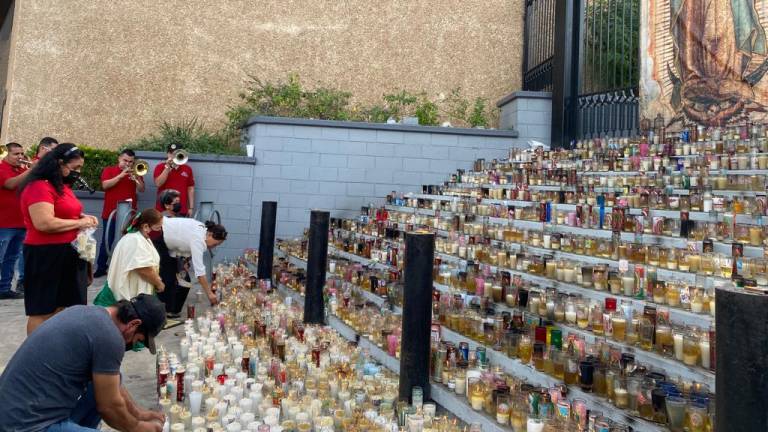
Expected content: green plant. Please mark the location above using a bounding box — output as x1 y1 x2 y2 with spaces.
351 104 393 123
382 90 419 121
80 145 119 192
415 97 439 126
443 87 470 126
304 87 353 120
468 97 489 128
127 118 241 155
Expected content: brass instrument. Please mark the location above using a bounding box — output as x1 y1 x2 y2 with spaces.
132 159 149 177
169 149 189 167
0 146 6 160
19 157 33 168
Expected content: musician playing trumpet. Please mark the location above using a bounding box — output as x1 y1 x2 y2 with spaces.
154 143 195 218
94 149 145 278
0 143 35 299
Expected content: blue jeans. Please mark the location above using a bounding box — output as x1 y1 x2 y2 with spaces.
0 228 25 293
96 218 115 274
44 382 101 431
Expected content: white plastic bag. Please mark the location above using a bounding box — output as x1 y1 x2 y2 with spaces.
72 227 98 264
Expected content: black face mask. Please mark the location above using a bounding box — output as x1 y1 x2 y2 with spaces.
62 170 81 185
171 202 182 213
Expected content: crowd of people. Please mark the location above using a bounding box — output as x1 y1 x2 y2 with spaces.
0 139 230 431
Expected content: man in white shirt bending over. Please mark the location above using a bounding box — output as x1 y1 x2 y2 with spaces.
153 217 227 317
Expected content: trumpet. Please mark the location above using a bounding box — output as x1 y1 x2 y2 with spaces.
167 149 189 168
132 159 149 177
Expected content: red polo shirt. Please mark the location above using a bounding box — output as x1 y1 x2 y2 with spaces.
100 165 138 219
154 163 195 215
0 160 27 228
21 180 83 245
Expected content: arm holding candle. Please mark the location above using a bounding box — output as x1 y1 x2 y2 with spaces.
93 373 162 432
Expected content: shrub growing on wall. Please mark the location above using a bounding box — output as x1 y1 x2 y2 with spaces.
127 119 241 155
79 146 119 192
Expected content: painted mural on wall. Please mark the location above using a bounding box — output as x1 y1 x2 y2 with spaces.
641 0 768 129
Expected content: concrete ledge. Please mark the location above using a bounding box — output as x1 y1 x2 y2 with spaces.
496 90 552 108
244 116 519 138
74 190 104 200
135 151 256 165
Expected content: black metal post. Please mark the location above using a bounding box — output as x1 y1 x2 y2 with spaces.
304 210 329 324
551 0 581 148
398 232 435 402
257 201 278 280
716 287 768 431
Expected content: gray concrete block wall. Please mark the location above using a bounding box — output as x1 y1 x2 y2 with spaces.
244 117 525 241
497 91 552 145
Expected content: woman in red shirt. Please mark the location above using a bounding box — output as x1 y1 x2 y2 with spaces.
18 144 100 334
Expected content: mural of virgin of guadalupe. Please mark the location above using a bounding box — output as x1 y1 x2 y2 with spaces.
669 0 768 125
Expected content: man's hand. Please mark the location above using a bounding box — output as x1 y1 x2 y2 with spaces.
129 420 163 432
139 409 165 424
208 291 219 306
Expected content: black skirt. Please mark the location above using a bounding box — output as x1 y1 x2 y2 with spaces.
23 243 89 315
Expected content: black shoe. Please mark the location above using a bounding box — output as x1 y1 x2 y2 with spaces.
0 291 23 300
93 269 108 278
166 312 181 319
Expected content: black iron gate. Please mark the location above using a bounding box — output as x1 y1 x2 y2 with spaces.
523 0 640 146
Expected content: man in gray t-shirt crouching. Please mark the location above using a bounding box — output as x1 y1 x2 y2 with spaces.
0 294 167 432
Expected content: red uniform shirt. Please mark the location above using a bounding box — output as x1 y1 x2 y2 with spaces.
153 164 195 215
0 161 28 228
100 165 138 219
21 180 83 245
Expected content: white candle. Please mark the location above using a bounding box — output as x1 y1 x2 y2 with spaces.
565 310 577 324
232 343 244 359
226 423 242 432
700 340 711 369
238 398 252 414
171 424 185 432
673 333 684 361
240 413 255 425
527 418 545 432
191 417 205 428
189 391 203 416
180 340 190 361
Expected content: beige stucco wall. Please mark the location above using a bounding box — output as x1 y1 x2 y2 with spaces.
1 0 524 149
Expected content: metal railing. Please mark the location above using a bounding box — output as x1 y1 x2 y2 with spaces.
522 0 556 92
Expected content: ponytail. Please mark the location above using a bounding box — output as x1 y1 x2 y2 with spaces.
205 221 228 241
123 208 163 235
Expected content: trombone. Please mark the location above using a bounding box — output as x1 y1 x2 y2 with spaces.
167 149 189 168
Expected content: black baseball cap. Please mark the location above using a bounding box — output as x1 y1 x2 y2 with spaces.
167 143 184 152
130 294 166 354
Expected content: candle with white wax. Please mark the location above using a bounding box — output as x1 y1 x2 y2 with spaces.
170 423 185 432
189 391 203 416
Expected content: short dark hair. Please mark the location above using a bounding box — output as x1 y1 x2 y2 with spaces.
39 137 58 147
205 221 228 241
5 142 22 151
159 189 180 206
115 299 140 324
119 149 135 157
166 143 183 153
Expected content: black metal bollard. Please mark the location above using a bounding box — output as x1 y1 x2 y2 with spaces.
398 232 435 402
304 210 330 324
257 201 278 280
715 287 768 431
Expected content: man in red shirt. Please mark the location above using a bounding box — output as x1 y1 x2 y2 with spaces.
154 143 195 217
94 149 145 277
33 136 58 161
0 143 33 299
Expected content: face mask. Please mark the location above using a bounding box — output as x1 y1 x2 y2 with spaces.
172 202 182 213
125 341 146 352
62 170 81 185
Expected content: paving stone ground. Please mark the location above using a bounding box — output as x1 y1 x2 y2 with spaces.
0 277 197 426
